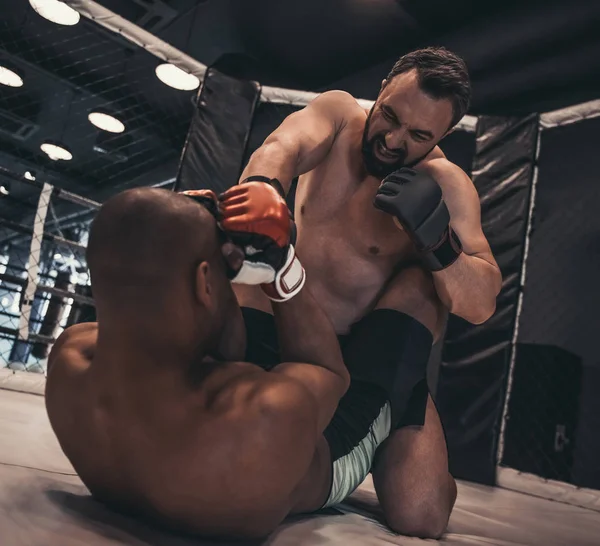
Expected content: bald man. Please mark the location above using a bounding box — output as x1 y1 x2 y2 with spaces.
45 187 355 539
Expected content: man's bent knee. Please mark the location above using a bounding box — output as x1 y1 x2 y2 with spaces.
385 501 452 539
384 474 456 539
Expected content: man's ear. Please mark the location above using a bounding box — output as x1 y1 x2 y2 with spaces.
194 261 213 310
380 79 387 91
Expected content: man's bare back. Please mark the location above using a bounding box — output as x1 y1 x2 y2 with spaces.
46 323 332 537
45 188 351 540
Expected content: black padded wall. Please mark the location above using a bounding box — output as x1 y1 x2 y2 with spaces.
176 68 261 193
436 115 539 485
438 129 476 178
517 117 600 489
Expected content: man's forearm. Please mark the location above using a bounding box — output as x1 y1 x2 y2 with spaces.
240 141 298 194
432 253 501 324
272 291 348 385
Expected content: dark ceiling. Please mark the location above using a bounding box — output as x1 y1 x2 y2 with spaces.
0 0 599 238
102 0 600 114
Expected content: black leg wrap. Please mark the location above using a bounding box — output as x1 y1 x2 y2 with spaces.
341 309 433 428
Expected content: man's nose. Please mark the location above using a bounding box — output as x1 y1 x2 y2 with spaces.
385 128 406 151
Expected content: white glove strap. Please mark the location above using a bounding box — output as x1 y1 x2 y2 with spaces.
230 260 275 285
263 245 306 302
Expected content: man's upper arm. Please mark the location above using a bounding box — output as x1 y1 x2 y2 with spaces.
269 361 348 434
428 160 497 266
228 378 321 513
263 91 356 176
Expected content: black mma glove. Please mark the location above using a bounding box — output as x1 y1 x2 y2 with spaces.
374 168 463 271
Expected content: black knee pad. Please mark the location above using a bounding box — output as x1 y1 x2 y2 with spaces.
341 309 433 428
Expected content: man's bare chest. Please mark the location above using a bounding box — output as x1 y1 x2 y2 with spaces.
295 167 416 268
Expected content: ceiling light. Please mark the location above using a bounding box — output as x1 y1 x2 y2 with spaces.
88 111 125 133
29 0 81 26
0 66 24 88
24 171 36 180
155 63 200 91
41 141 73 161
0 186 9 196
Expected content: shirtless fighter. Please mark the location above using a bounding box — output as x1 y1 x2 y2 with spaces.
45 187 358 539
233 47 502 538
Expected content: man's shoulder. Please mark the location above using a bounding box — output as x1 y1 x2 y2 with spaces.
221 367 311 413
45 326 97 429
314 90 361 108
310 90 365 124
54 322 97 346
420 156 473 193
206 368 316 461
47 323 97 371
223 368 314 423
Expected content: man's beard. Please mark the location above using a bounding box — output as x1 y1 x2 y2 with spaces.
361 107 435 178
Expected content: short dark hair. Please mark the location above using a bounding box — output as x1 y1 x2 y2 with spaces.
86 188 218 307
386 47 471 128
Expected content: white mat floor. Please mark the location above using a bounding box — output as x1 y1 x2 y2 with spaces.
1 386 600 546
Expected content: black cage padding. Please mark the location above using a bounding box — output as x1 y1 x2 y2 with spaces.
436 115 539 485
175 68 261 193
517 117 600 490
438 130 477 178
502 343 583 484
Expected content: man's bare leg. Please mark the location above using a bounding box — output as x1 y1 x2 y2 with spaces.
370 266 456 539
372 397 456 538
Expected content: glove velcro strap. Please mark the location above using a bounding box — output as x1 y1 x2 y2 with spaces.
262 245 306 302
242 176 286 198
230 259 275 285
421 228 463 271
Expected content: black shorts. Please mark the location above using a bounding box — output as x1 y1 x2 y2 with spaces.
241 307 431 462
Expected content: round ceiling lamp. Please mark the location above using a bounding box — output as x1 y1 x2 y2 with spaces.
29 0 81 26
41 141 73 161
88 111 126 133
0 66 24 88
155 63 199 91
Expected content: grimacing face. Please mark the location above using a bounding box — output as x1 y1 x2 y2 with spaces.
362 69 455 178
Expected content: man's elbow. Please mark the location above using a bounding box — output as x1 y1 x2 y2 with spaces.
470 299 497 325
260 135 299 162
334 364 351 397
463 265 501 324
451 293 497 325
